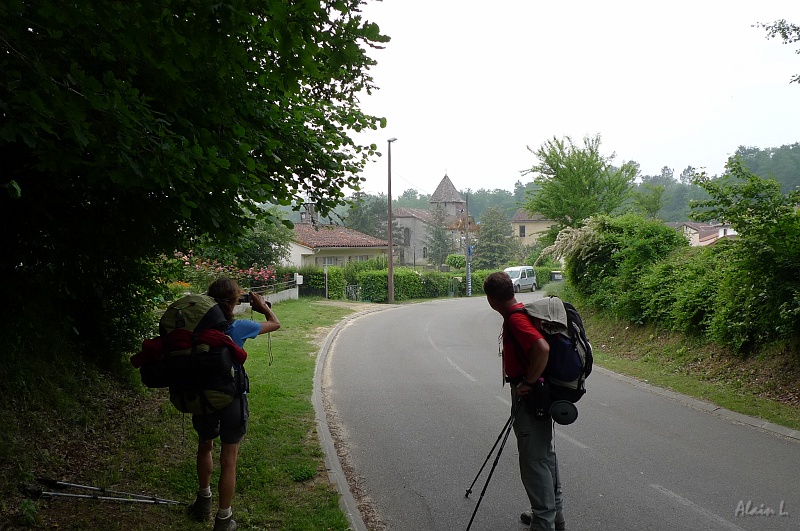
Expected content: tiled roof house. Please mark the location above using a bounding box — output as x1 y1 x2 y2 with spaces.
666 222 737 247
288 222 389 267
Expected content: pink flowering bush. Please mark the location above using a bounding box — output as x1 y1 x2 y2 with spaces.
161 251 278 294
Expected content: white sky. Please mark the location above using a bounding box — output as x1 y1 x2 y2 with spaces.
351 0 800 197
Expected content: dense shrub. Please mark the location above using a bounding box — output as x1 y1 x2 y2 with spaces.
358 270 388 302
535 266 555 289
691 161 800 351
543 161 800 353
549 214 688 317
633 245 722 331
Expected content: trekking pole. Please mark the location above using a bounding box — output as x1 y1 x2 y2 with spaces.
25 487 186 505
465 399 521 531
464 412 514 498
34 478 187 505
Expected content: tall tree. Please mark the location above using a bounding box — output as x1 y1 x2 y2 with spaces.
424 206 452 271
0 1 389 358
345 192 385 237
395 189 430 209
472 206 512 270
522 134 637 230
633 183 666 220
679 166 696 185
733 144 800 193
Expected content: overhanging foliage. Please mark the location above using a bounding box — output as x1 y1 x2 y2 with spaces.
0 1 388 361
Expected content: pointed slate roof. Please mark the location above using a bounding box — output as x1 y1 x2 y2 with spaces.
429 174 464 204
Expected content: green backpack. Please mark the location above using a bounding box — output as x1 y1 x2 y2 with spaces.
142 294 248 415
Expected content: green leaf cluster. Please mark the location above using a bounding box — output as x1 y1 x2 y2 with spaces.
549 213 689 318
445 254 467 269
523 134 637 230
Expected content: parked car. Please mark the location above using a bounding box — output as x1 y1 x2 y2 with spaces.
504 266 537 292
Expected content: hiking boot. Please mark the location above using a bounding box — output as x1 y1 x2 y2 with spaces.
213 514 238 531
187 494 212 522
520 510 566 530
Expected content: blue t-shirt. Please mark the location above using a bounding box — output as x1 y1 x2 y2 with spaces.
226 320 262 349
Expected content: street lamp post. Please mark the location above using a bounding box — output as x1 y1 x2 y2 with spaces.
465 193 472 296
387 137 397 303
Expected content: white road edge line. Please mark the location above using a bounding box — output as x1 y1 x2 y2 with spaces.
555 431 589 450
650 484 746 531
495 395 511 406
446 356 476 382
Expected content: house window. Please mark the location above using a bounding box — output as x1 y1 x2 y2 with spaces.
519 225 526 237
322 257 335 266
403 228 411 246
422 247 428 259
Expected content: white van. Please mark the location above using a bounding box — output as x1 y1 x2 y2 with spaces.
504 266 537 292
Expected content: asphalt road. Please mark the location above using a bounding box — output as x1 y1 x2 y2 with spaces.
322 293 800 531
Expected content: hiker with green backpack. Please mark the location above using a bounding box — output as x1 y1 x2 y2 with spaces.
186 277 281 531
133 277 280 531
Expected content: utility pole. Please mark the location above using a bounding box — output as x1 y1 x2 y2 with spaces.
465 194 472 296
387 137 397 303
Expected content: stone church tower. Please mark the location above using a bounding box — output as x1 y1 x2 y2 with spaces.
392 174 475 266
429 174 465 217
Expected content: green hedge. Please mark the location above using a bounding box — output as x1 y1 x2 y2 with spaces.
356 268 498 302
291 264 558 303
297 265 345 299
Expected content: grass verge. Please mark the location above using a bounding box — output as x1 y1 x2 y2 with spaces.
582 309 800 431
1 298 369 530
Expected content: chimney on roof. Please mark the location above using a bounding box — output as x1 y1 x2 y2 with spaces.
300 203 318 224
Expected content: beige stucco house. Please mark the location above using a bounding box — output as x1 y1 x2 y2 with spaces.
510 209 554 246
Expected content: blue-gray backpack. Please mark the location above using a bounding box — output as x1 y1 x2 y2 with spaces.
508 296 593 403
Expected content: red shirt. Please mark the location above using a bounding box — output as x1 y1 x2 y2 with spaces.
503 303 544 379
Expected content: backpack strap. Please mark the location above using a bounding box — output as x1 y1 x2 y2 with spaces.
504 308 535 378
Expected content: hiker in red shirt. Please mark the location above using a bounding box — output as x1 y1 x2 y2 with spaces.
484 271 565 531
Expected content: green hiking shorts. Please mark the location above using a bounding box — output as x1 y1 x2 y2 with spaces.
192 394 249 444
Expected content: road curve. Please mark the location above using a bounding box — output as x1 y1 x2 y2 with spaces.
315 295 800 531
